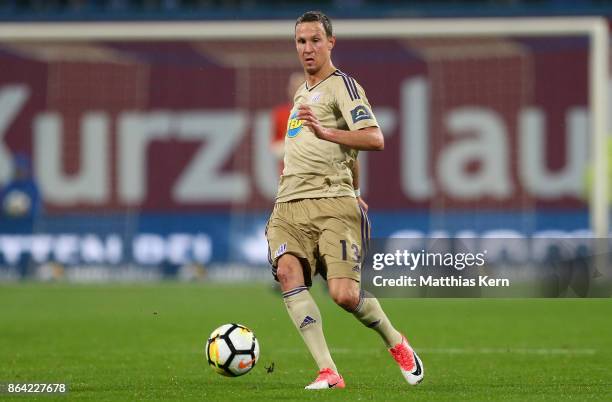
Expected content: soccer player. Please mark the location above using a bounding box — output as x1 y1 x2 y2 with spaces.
265 11 424 389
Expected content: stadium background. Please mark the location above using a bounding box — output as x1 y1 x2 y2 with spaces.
1 1 609 282
0 2 611 401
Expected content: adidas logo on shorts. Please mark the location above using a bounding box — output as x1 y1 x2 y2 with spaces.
300 315 317 328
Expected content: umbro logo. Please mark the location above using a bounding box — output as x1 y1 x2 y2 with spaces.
299 315 317 328
352 265 360 272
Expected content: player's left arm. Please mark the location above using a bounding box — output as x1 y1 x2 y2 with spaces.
297 104 383 151
351 159 369 212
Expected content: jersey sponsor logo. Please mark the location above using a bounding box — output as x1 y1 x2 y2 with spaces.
351 105 372 123
286 112 303 138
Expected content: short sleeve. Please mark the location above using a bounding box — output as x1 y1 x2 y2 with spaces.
334 72 379 131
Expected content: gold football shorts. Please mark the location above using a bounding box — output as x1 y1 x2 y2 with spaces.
265 196 371 286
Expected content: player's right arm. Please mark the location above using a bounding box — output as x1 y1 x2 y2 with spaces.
297 105 383 150
296 73 384 151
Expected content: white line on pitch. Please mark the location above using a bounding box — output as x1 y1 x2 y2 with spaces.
418 347 596 355
275 347 596 355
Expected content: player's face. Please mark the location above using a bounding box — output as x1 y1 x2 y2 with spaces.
295 22 335 75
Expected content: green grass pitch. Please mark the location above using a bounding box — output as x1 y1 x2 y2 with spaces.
0 282 610 401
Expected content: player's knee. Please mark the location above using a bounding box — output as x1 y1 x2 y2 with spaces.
276 255 304 289
275 265 293 286
330 289 359 312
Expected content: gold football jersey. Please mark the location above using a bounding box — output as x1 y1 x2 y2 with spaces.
276 70 379 202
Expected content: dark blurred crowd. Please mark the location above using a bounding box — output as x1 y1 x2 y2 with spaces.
5 0 332 12
2 0 612 19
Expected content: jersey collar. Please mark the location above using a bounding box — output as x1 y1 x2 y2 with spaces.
305 69 338 92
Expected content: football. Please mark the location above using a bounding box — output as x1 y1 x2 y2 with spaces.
205 323 260 377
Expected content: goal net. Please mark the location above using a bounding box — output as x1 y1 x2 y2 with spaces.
0 18 608 282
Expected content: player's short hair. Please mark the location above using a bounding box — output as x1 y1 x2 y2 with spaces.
295 11 333 38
